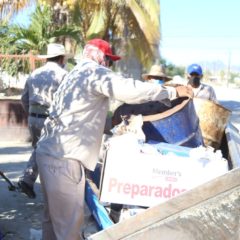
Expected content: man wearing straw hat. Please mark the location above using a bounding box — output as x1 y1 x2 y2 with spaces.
18 43 68 198
142 64 172 85
112 65 174 127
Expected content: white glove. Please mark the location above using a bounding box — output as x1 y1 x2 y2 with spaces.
111 114 146 142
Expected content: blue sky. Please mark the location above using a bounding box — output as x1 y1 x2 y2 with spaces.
13 1 240 68
160 0 240 67
11 4 35 26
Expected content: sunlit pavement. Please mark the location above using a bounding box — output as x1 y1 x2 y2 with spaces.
0 142 43 240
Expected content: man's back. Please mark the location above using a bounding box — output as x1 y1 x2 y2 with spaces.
22 61 67 110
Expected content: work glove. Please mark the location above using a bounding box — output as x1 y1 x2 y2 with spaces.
111 114 146 142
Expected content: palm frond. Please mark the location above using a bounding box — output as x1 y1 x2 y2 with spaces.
126 0 160 46
105 0 160 67
0 0 33 21
86 7 108 40
52 25 82 43
139 0 160 29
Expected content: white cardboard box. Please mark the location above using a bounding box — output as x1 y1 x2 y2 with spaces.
99 134 228 207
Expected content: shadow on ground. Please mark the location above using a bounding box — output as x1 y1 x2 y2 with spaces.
0 146 32 155
0 143 43 240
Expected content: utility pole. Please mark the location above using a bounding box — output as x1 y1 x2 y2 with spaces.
226 51 231 88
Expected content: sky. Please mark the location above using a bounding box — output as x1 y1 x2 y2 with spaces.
11 4 35 26
160 0 240 69
13 1 240 70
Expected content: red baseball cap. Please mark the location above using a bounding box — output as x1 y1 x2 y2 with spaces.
87 38 121 61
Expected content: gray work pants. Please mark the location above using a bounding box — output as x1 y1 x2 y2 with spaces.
36 153 85 240
20 116 46 186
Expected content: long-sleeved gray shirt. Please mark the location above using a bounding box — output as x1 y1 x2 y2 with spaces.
192 83 217 102
21 61 67 113
36 59 178 170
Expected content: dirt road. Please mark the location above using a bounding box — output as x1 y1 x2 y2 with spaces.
0 142 100 240
0 142 43 240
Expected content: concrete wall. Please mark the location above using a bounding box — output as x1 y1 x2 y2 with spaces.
0 98 30 142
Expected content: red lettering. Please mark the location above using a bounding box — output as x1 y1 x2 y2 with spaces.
123 183 131 194
140 185 148 196
108 178 117 192
165 176 177 182
154 186 162 197
108 178 187 201
131 184 140 199
163 184 172 198
148 186 155 196
172 188 180 197
117 182 123 193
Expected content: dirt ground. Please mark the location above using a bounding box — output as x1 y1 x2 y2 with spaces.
0 141 106 240
0 142 43 240
0 142 100 240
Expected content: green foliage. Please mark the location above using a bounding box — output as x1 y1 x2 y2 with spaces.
0 4 82 77
230 72 239 83
160 59 185 77
73 0 161 69
86 7 107 40
1 0 161 76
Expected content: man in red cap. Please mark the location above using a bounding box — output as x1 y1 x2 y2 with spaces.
35 38 193 240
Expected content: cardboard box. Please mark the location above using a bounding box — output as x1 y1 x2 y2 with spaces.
99 134 228 207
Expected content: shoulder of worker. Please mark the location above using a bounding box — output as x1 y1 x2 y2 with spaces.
75 58 113 75
30 62 67 78
201 82 216 91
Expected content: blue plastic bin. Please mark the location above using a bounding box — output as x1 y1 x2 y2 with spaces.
142 97 204 147
113 97 204 148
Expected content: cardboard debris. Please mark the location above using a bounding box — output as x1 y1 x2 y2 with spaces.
100 134 228 207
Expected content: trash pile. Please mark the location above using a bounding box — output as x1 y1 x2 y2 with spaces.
99 115 229 222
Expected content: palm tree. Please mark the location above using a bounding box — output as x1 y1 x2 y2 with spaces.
59 0 161 70
1 0 160 71
0 0 31 21
46 0 161 77
0 4 81 76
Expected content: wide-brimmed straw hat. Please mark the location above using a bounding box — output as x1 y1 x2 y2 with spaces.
142 65 172 82
38 43 67 59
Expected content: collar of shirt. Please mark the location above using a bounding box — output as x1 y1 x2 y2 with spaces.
193 84 203 97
